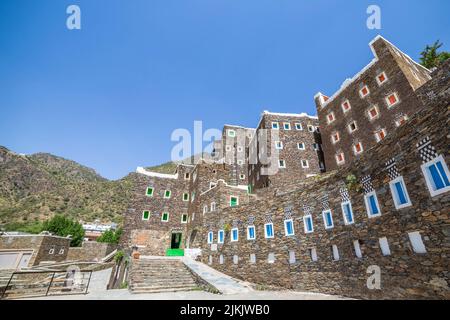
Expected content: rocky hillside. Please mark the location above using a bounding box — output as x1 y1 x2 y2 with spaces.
0 146 135 228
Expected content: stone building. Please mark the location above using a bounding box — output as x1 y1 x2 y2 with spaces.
120 36 449 299
120 164 194 256
248 111 324 191
0 234 71 269
199 59 450 299
315 35 432 171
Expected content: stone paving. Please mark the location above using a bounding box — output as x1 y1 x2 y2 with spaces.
21 265 351 300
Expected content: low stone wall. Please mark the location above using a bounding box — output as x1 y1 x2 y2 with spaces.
67 242 117 262
200 63 450 299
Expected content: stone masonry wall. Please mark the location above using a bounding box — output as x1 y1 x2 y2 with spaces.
201 64 449 299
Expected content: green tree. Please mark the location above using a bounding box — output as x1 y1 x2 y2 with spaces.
42 215 85 247
97 227 122 244
420 40 450 69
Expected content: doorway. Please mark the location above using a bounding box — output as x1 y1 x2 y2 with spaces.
171 233 182 249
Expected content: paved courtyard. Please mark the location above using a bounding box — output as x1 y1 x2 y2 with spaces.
22 264 351 300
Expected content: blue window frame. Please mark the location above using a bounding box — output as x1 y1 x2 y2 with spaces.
231 228 239 242
303 215 314 233
322 210 334 229
264 223 274 238
364 191 381 217
247 226 256 240
421 155 450 197
218 230 224 244
284 219 295 236
272 122 279 129
341 201 354 225
207 231 213 244
389 176 412 209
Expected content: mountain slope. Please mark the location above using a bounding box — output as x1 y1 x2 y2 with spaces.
0 146 132 227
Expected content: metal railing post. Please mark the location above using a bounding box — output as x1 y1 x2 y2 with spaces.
45 272 56 296
1 272 15 299
85 271 93 295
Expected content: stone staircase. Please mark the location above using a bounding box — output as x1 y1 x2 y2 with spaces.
129 258 199 294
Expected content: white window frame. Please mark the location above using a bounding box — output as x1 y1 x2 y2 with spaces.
368 106 380 120
341 201 354 225
283 122 291 130
301 159 309 168
376 71 388 86
275 141 283 150
231 228 239 242
312 143 320 151
303 215 314 233
353 240 363 258
359 85 370 98
336 153 345 165
161 212 170 222
347 121 357 133
284 219 295 236
227 129 236 137
210 202 216 211
247 226 256 240
203 205 208 214
207 231 213 244
181 214 188 224
341 100 351 113
239 174 245 180
353 142 364 155
297 142 305 150
230 196 239 207
142 210 150 221
332 245 340 261
331 132 340 144
389 176 412 209
420 155 450 197
146 187 154 197
309 248 318 262
183 193 189 201
225 145 232 152
271 122 279 130
218 230 224 244
295 123 303 130
379 237 391 256
184 172 190 180
395 115 409 127
322 210 334 229
364 191 382 218
237 146 244 152
264 223 274 239
375 128 387 143
278 160 286 168
163 190 171 199
307 125 314 132
408 231 427 254
237 159 244 166
385 92 400 108
327 112 335 124
58 248 65 255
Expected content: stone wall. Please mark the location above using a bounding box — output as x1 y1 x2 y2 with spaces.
200 63 449 299
0 235 70 266
67 241 117 262
315 36 431 172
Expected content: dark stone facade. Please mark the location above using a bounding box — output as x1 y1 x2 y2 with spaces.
315 36 432 172
200 61 450 299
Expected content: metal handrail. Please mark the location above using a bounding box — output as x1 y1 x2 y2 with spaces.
1 269 93 299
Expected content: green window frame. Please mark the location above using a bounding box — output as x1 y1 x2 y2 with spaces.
230 196 239 207
161 212 169 222
146 187 154 197
164 190 171 199
142 210 150 220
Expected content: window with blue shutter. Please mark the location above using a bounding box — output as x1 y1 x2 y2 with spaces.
265 223 274 238
421 155 450 197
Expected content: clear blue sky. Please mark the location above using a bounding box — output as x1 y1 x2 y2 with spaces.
1 0 449 180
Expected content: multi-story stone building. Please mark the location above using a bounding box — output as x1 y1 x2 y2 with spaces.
248 111 324 191
121 36 450 299
314 36 432 171
121 164 194 256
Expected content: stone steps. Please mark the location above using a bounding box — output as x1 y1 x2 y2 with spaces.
129 258 199 294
